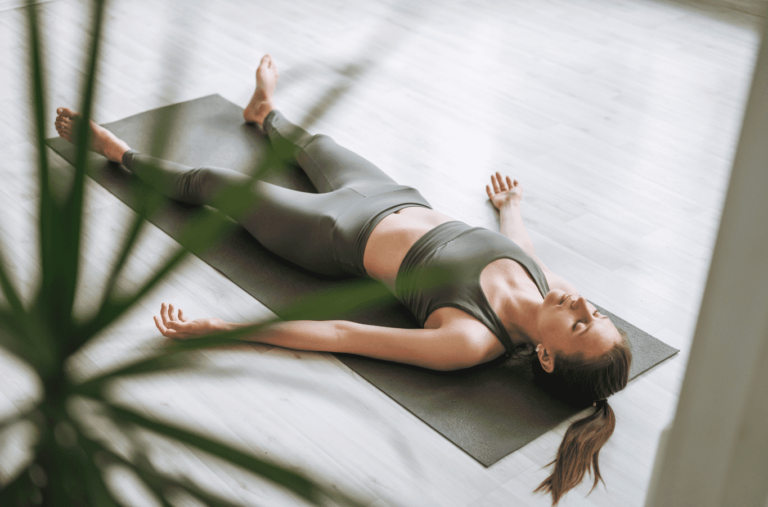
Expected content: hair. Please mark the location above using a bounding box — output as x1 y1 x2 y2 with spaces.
526 328 632 505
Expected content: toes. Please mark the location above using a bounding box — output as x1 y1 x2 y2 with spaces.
56 107 79 119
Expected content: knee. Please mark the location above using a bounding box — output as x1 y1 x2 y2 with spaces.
303 133 335 151
178 167 217 204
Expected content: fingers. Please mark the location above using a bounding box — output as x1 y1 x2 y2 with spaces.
495 172 508 192
491 173 521 194
160 302 171 327
156 302 189 338
486 184 494 201
154 314 176 338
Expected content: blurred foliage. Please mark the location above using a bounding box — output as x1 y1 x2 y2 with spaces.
0 1 371 505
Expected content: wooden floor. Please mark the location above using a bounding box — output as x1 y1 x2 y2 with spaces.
0 0 764 505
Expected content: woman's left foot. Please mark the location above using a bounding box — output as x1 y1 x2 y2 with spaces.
243 54 279 126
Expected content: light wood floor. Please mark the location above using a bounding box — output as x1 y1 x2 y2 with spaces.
0 0 764 505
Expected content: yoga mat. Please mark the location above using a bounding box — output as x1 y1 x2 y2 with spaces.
47 94 678 466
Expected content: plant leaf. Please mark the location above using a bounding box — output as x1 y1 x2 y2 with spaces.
0 410 36 436
0 311 31 366
99 402 323 504
0 463 39 505
0 305 59 376
75 276 396 397
53 0 108 357
73 321 268 398
79 245 188 341
96 195 160 329
79 202 245 343
23 0 59 364
0 249 25 321
80 450 126 507
85 440 246 507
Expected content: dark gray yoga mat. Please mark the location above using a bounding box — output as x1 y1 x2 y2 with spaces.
47 94 678 466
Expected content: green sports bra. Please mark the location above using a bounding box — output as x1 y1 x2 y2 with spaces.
395 221 551 356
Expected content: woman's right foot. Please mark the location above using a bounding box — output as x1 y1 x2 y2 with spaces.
243 54 278 126
54 107 131 163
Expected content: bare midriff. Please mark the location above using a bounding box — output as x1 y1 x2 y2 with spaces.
363 206 455 291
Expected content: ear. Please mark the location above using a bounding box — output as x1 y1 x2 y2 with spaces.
537 346 555 373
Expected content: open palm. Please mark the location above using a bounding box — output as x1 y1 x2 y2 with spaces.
153 302 226 339
486 172 523 210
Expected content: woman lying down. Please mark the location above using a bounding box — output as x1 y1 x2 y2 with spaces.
55 54 631 505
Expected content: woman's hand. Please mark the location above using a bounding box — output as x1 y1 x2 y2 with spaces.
153 302 227 339
486 172 523 210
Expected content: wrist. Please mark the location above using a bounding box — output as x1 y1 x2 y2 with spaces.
212 318 235 332
499 200 519 212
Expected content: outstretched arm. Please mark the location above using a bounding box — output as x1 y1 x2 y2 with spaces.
154 303 494 371
486 173 538 261
486 174 580 294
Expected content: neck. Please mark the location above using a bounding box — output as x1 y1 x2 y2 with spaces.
501 286 544 347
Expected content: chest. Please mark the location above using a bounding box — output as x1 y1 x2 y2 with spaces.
423 258 537 327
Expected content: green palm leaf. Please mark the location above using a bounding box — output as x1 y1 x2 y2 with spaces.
99 402 327 505
23 2 55 365
0 465 39 506
2 1 386 505
85 441 246 507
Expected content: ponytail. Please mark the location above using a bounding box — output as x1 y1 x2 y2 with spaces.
534 399 616 504
530 330 631 505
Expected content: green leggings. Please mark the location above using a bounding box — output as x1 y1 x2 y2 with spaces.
122 110 432 277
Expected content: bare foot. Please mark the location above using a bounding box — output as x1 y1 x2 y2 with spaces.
54 107 131 163
243 54 279 126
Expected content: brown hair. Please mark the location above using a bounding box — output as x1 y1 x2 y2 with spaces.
530 329 632 505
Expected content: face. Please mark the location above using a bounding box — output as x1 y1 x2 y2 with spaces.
537 289 622 361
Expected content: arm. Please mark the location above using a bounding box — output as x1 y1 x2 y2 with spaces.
486 173 579 294
154 303 491 371
486 173 542 265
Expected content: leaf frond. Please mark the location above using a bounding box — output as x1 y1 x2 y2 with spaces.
99 401 322 504
73 322 269 397
23 0 59 361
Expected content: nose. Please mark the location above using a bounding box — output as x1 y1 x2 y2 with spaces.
573 295 593 319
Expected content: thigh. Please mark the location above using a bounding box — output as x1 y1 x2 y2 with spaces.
239 181 361 277
266 111 397 193
297 134 398 194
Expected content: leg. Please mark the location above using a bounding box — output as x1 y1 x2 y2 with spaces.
122 150 250 205
263 111 398 194
121 150 351 277
243 55 398 194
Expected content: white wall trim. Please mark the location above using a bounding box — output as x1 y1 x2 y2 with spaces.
645 14 768 507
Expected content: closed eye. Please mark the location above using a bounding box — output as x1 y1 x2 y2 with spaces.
574 311 600 331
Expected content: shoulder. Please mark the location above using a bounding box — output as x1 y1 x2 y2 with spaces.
428 307 508 365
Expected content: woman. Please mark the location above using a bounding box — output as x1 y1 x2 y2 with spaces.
55 54 631 505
